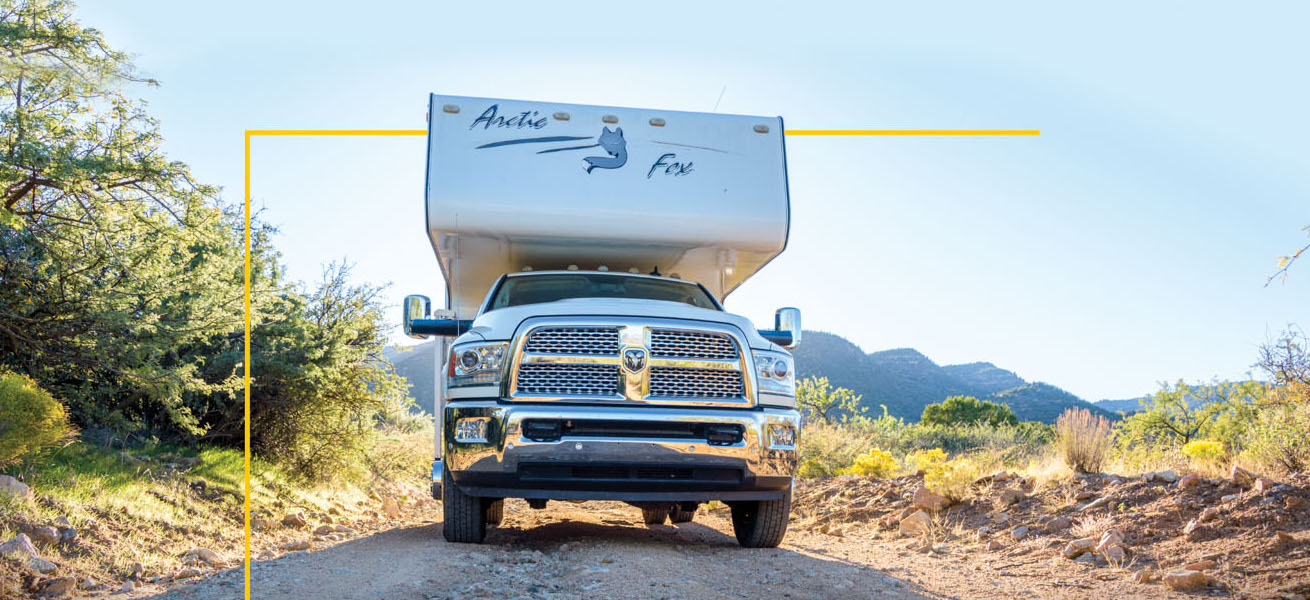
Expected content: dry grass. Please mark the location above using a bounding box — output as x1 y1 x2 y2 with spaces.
1056 408 1112 473
1070 513 1116 540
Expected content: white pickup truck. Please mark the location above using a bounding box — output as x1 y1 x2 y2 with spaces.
402 94 802 547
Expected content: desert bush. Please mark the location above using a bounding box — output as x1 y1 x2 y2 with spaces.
797 377 866 424
920 396 1017 428
797 420 875 476
917 451 984 501
1056 408 1112 473
1242 404 1310 473
0 371 76 468
841 448 899 478
1181 440 1226 466
906 448 949 473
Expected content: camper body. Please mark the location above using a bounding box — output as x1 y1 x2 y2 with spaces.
404 95 801 547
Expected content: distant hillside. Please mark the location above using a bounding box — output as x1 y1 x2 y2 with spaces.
1094 397 1146 415
793 331 1114 423
386 330 1113 424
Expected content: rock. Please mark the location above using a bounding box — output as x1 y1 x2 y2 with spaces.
1183 559 1216 571
1221 494 1240 503
314 525 334 536
898 510 932 537
1095 529 1124 553
1183 519 1215 542
328 506 342 516
912 486 951 512
334 524 354 534
1073 490 1095 501
119 580 135 593
52 517 70 528
257 549 276 560
1146 470 1178 483
1163 569 1211 591
280 540 311 551
381 496 401 519
1044 516 1072 532
992 512 1010 524
1178 474 1201 490
129 561 144 578
1198 506 1221 522
251 518 270 530
1061 537 1097 559
57 527 77 543
80 578 98 590
1101 544 1127 563
187 547 224 566
1254 477 1276 493
173 568 201 580
28 526 59 546
987 539 1005 551
0 475 32 501
996 488 1025 508
1131 570 1155 584
281 512 308 528
1081 496 1114 511
1011 526 1029 541
38 577 77 597
0 533 56 573
1276 531 1299 544
1074 552 1095 564
1286 496 1305 510
1230 465 1256 489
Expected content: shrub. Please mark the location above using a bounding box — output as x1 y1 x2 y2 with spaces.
1181 440 1226 466
1056 408 1112 473
924 454 983 501
797 459 829 478
841 448 898 478
1243 404 1310 473
920 396 1017 428
797 420 875 476
0 371 76 468
906 448 948 473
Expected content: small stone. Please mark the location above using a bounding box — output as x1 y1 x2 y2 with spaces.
38 577 77 597
1286 496 1305 510
130 561 144 578
28 526 59 546
280 540 311 551
1011 526 1029 541
80 578 97 590
173 568 202 580
1044 516 1072 532
1229 465 1256 489
281 512 308 528
188 547 224 566
1276 531 1298 544
1095 529 1124 553
1178 474 1201 490
1147 470 1178 483
1198 506 1220 522
314 525 334 536
1074 552 1095 564
898 510 932 537
1102 544 1127 563
0 533 56 573
992 512 1011 524
996 488 1025 508
987 539 1005 551
1183 559 1216 571
912 486 951 512
1254 477 1276 493
1131 570 1155 584
1163 569 1211 591
977 525 993 536
0 475 32 501
1062 537 1097 559
334 524 354 533
1081 496 1114 511
57 527 77 543
381 496 401 519
52 517 70 528
119 580 135 593
328 506 342 516
1221 494 1239 503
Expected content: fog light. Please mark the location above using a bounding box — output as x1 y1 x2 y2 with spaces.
455 417 490 443
768 424 796 447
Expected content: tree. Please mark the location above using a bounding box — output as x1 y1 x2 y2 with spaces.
1120 380 1264 446
1268 225 1309 285
1257 326 1310 406
920 395 1017 428
797 376 865 424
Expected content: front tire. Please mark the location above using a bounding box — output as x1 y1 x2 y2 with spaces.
442 468 487 543
729 488 791 548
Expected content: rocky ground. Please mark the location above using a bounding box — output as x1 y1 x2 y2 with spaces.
3 467 1307 599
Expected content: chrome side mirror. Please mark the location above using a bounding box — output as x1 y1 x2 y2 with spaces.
775 307 801 349
403 295 432 339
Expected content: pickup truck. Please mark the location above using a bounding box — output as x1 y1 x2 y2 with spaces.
402 95 802 548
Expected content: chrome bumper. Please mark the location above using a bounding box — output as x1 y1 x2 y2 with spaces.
436 401 800 501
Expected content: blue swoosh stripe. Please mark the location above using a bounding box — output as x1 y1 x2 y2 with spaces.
476 135 593 149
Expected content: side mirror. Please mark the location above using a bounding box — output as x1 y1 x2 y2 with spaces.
758 307 802 349
403 294 472 338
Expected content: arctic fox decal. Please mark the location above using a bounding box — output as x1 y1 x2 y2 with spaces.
583 127 627 173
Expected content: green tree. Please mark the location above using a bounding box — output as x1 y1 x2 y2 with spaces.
1120 380 1264 446
797 376 865 424
920 395 1018 427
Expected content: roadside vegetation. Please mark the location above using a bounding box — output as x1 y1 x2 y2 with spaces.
1 2 431 595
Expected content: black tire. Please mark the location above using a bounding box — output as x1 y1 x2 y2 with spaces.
485 499 504 526
729 488 791 548
669 505 696 523
442 468 487 543
641 506 669 525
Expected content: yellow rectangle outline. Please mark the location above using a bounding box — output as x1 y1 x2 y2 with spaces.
241 125 1039 598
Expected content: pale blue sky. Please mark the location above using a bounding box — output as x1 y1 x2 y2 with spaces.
79 1 1308 401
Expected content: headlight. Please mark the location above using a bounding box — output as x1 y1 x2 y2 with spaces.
753 350 795 397
447 341 507 388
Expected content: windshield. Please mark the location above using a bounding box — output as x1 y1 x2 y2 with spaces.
488 273 720 311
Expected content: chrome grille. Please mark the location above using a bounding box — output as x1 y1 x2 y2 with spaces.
650 329 737 360
523 327 620 356
649 367 744 399
516 364 620 396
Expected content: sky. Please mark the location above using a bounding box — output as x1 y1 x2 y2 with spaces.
76 1 1309 402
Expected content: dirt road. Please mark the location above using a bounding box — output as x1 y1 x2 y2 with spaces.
138 500 925 600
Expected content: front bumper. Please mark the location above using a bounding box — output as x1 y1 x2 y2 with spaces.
436 401 800 502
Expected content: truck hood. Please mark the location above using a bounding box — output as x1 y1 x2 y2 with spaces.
459 298 783 351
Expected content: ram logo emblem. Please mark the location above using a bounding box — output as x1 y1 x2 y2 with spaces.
622 347 648 372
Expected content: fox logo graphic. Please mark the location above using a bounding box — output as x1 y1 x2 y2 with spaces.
583 127 627 173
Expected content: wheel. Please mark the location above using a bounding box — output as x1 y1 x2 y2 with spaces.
669 505 696 523
442 468 487 543
485 499 504 526
641 506 669 525
729 488 791 548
